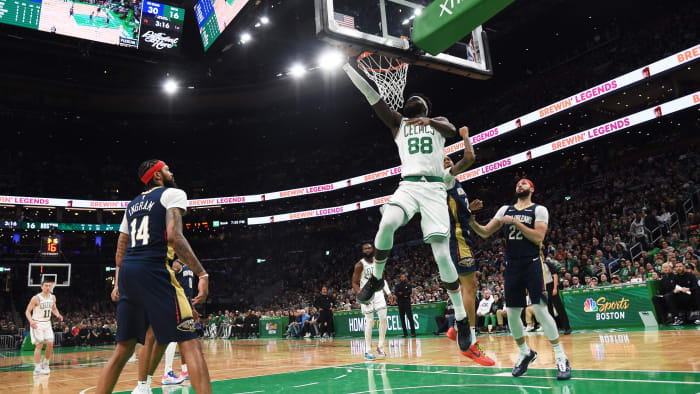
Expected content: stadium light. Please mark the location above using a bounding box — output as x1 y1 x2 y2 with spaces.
289 63 306 78
318 50 343 70
260 16 269 25
163 79 178 95
240 32 252 44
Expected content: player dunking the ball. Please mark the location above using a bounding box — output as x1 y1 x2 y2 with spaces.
342 62 472 354
25 280 63 375
96 160 212 394
469 179 571 379
352 243 392 360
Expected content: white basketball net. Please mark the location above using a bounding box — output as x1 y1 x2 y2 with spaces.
357 52 409 111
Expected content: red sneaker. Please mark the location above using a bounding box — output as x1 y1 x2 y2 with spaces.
462 342 495 366
446 326 457 341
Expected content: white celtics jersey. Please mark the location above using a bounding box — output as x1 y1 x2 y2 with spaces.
32 293 54 322
395 119 447 178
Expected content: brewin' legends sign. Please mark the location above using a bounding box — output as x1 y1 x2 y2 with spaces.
139 0 184 52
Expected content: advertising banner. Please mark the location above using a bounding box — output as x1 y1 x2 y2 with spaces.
561 282 659 330
333 302 446 337
259 316 289 338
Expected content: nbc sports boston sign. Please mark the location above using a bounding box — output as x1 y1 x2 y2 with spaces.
561 282 659 330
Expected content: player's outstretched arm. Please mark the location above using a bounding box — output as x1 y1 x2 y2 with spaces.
469 217 503 239
25 296 38 329
449 126 476 175
342 63 402 135
166 207 209 304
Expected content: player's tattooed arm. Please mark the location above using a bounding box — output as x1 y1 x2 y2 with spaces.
112 232 129 302
351 261 364 297
167 207 209 304
166 208 206 276
450 126 476 175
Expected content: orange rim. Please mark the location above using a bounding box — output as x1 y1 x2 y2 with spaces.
356 51 408 73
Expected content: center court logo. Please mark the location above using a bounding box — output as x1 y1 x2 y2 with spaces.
584 298 598 312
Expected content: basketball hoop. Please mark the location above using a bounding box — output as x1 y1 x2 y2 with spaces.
357 52 409 111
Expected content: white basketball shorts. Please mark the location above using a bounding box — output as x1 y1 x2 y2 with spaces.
385 180 450 242
361 292 388 315
31 321 54 345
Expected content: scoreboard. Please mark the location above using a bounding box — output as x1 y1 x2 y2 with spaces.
139 0 184 52
0 0 41 29
0 0 184 52
195 0 250 51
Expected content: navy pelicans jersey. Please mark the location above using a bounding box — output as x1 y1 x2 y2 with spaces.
494 204 549 259
395 119 446 178
444 175 476 267
176 264 194 298
119 187 188 264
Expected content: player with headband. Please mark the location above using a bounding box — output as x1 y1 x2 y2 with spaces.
342 61 473 356
469 178 571 380
97 159 212 394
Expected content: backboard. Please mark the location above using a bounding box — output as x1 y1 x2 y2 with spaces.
315 0 492 79
28 263 71 288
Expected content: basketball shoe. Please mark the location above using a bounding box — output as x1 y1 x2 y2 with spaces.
162 370 185 385
375 347 386 359
446 327 494 366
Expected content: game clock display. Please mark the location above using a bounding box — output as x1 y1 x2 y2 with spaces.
41 235 60 256
139 0 183 52
0 0 184 52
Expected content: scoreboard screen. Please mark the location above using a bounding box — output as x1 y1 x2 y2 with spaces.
0 0 184 52
139 0 183 51
194 0 250 51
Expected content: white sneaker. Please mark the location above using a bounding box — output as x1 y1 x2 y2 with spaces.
535 326 543 332
34 368 46 375
304 332 312 338
525 325 534 332
375 347 386 359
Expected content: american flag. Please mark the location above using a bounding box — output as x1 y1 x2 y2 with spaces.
334 12 355 29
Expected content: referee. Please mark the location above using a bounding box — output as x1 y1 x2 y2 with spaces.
395 274 416 337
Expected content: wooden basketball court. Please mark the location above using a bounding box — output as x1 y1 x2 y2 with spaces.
3 327 700 393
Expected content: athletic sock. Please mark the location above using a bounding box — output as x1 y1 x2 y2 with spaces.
448 291 467 321
374 259 386 279
181 363 188 373
470 326 477 346
146 375 152 388
518 342 531 357
552 342 566 360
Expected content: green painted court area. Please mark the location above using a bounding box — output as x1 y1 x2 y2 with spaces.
114 363 700 394
73 13 121 30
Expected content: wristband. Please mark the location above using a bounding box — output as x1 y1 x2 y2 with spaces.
198 272 209 278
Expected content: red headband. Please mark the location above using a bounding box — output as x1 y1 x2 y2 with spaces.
520 178 534 190
141 161 165 185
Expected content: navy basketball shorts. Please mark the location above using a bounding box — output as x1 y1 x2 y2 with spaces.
449 238 478 275
116 261 197 345
503 255 547 308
